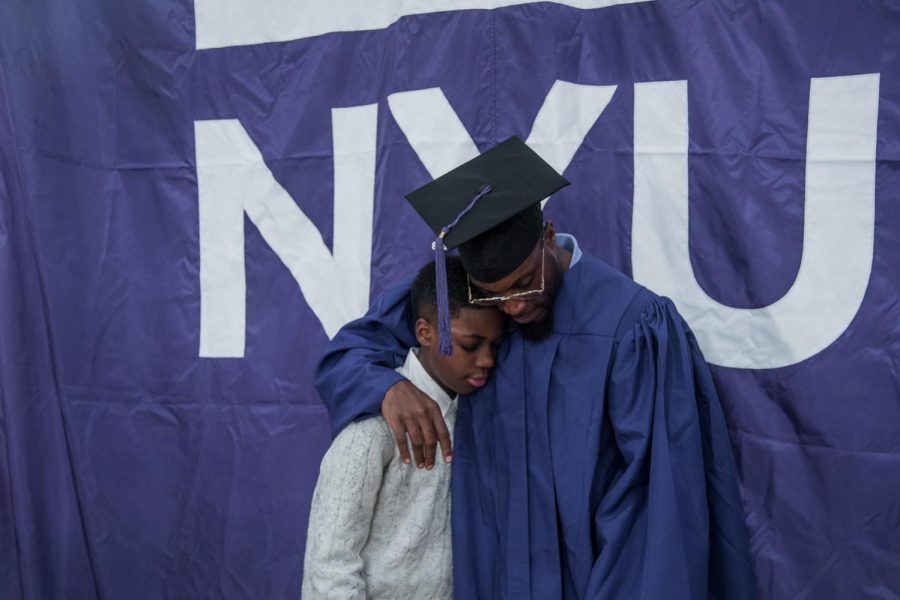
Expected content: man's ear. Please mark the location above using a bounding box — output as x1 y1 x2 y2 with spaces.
415 317 435 347
544 220 556 248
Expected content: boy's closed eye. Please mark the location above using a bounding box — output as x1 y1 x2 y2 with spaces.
459 333 505 354
459 335 488 353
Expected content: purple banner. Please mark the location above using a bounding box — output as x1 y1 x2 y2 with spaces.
1 0 898 598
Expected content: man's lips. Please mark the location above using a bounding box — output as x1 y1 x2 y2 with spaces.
513 307 545 324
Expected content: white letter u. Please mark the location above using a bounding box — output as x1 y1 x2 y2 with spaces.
632 74 879 369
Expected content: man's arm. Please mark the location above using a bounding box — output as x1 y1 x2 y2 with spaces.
587 295 756 599
314 277 453 469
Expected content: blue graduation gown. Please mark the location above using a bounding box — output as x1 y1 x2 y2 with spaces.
315 254 757 599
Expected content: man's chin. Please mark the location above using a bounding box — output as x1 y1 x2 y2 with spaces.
519 309 554 341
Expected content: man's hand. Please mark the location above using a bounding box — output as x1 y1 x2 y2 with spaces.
382 379 452 469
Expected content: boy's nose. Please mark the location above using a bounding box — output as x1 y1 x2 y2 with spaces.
475 348 495 369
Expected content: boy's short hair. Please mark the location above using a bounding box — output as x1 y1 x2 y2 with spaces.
410 256 476 321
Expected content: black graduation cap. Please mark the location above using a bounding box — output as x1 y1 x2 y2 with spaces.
404 136 570 355
406 136 570 282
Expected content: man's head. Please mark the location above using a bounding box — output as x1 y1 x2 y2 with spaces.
405 136 570 342
465 220 567 340
410 257 505 396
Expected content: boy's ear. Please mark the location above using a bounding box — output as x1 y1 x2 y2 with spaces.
415 317 435 347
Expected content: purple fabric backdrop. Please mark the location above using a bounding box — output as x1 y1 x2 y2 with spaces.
0 1 898 598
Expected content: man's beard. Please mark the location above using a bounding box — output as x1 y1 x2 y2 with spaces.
519 306 554 341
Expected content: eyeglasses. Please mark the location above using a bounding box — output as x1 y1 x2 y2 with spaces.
467 240 545 306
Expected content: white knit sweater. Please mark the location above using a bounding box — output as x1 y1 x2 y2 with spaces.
302 349 457 599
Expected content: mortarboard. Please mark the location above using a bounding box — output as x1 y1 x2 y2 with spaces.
404 136 570 354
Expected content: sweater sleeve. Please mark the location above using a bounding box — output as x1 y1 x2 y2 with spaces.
301 420 395 599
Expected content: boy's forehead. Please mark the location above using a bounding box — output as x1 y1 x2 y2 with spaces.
454 306 504 329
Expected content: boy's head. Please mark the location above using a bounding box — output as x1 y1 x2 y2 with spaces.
410 257 504 396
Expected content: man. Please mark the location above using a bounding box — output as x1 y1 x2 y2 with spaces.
315 137 757 598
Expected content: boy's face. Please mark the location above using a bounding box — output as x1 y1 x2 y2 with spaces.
416 306 505 396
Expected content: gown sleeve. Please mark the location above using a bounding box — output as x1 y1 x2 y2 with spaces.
313 276 418 438
588 296 757 599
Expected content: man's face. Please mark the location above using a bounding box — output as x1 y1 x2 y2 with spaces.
418 306 505 396
468 228 563 335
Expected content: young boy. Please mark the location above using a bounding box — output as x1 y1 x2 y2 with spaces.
302 257 504 599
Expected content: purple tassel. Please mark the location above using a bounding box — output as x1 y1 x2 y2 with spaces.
433 184 492 356
434 238 453 356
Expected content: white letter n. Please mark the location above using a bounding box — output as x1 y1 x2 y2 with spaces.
195 105 376 357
